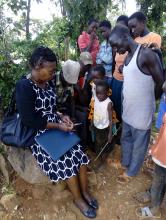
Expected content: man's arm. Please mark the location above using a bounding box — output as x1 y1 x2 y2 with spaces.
141 48 164 99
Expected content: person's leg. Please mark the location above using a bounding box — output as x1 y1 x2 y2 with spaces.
94 127 102 154
126 128 150 176
110 78 123 122
151 164 166 207
66 174 96 218
79 165 98 209
75 107 88 149
94 127 111 156
105 76 112 88
121 121 133 168
135 165 165 218
65 175 89 211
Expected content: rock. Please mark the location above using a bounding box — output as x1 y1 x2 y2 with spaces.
0 194 20 211
0 154 9 184
7 147 50 185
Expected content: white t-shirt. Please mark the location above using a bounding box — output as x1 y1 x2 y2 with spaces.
94 97 111 129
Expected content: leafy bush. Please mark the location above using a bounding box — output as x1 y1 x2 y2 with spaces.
0 17 75 111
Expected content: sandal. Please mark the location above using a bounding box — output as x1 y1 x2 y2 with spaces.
135 207 161 219
82 192 99 209
74 200 96 219
116 173 132 184
85 199 99 210
133 190 151 204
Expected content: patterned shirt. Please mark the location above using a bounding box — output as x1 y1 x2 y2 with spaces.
96 41 113 77
78 31 99 65
55 71 74 111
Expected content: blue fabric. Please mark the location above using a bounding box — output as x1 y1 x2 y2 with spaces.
156 93 166 130
121 121 151 176
110 78 123 121
96 41 113 77
105 76 113 88
35 130 80 161
29 80 89 183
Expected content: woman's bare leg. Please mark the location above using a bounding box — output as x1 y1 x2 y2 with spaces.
65 174 89 211
79 165 95 203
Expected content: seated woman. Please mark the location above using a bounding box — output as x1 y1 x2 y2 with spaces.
15 46 98 219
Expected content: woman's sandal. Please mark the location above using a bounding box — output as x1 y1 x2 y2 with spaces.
135 207 161 219
133 190 151 204
82 193 99 210
74 200 97 219
86 199 99 210
116 173 132 184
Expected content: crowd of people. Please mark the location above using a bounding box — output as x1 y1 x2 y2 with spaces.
14 11 165 219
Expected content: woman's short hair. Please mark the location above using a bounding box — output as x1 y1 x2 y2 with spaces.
29 46 58 68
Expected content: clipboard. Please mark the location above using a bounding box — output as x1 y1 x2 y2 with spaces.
35 129 80 161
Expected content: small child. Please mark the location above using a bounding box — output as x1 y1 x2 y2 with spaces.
88 65 116 123
93 80 113 154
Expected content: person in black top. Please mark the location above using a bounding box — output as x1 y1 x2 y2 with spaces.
15 46 98 218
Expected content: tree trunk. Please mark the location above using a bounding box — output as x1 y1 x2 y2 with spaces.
59 0 66 17
26 0 31 40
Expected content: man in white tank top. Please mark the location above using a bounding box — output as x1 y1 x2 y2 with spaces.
109 25 164 183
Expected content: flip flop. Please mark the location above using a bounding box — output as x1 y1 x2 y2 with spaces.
74 200 96 219
135 207 161 219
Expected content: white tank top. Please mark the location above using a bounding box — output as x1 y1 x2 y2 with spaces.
94 97 111 129
122 45 155 130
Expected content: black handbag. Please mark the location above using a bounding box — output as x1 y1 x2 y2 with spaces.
1 90 36 148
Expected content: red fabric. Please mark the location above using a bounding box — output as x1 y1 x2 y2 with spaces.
78 77 84 88
78 31 99 65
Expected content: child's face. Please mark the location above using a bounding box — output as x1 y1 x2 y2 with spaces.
96 86 108 102
91 71 104 83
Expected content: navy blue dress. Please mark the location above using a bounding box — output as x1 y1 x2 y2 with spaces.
16 78 89 182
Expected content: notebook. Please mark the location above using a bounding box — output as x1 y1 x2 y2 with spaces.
35 129 80 161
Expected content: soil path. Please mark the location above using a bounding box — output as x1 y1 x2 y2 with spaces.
0 147 166 220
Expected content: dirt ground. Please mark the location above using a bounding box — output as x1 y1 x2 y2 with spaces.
0 145 166 220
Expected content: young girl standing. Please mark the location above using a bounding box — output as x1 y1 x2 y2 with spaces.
93 80 113 154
